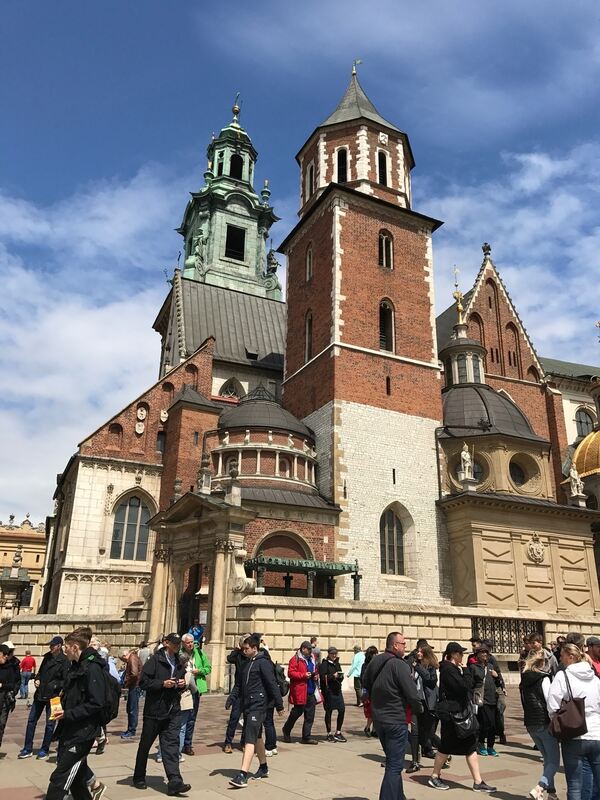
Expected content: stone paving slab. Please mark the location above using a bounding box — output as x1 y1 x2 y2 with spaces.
0 694 567 799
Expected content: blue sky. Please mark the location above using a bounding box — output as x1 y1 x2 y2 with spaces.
1 1 600 520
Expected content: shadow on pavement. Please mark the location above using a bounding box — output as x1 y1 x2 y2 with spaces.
359 752 385 764
209 767 240 778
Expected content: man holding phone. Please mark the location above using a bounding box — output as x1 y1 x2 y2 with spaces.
133 633 191 796
282 640 320 745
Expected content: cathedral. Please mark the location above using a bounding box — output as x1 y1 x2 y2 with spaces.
36 71 600 687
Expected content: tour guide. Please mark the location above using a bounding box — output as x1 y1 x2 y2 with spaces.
363 631 423 800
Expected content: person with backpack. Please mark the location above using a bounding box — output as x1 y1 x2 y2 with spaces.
18 635 69 760
319 646 347 743
223 635 249 753
44 626 108 800
226 634 284 789
282 641 320 745
469 646 501 757
132 633 191 796
0 643 19 751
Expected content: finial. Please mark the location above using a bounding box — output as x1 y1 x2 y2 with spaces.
352 58 363 76
232 91 241 125
482 242 492 259
261 178 271 206
452 266 465 325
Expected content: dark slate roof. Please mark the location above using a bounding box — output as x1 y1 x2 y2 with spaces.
321 74 402 134
540 356 600 380
169 385 219 412
180 280 285 370
441 384 547 442
218 386 312 437
241 486 339 511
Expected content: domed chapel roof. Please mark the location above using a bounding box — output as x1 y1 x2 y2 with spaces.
573 430 600 478
218 385 312 439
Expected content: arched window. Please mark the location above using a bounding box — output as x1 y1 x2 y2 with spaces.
506 323 521 376
279 458 291 478
219 378 244 399
229 153 244 180
337 148 348 183
156 431 166 453
110 496 151 561
457 354 468 383
305 245 313 281
587 494 599 510
162 382 174 404
305 163 315 199
107 423 123 449
379 300 394 352
576 408 595 438
184 364 198 389
472 356 482 383
469 313 485 347
224 455 239 475
526 366 540 383
378 151 388 186
305 311 313 362
378 230 393 269
445 359 454 387
380 508 404 575
216 152 224 176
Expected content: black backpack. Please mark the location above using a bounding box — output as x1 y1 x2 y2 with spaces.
100 669 121 726
274 663 290 697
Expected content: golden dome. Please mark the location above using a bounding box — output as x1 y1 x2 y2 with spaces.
573 430 600 477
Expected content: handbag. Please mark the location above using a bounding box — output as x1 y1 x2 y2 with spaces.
450 704 479 739
549 673 587 741
313 686 323 704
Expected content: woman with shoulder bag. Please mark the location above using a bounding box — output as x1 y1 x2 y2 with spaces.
428 642 496 793
547 643 600 799
520 650 560 800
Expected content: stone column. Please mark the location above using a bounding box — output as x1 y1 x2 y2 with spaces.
306 569 316 598
283 574 293 595
148 546 171 641
205 538 233 692
352 572 362 600
256 565 266 588
327 576 336 599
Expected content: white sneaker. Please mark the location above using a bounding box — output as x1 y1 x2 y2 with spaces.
265 748 278 757
179 754 185 762
529 787 544 800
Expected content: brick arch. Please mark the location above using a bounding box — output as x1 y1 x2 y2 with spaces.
505 322 522 378
254 530 314 560
468 312 485 347
526 366 540 383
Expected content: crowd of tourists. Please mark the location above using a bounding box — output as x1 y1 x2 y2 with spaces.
1 625 600 798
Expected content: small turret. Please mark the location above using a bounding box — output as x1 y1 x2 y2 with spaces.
439 267 487 387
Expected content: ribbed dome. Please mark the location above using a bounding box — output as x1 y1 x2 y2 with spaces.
573 430 600 478
442 384 546 441
218 386 312 438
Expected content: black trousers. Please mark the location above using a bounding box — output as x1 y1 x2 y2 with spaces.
0 691 12 748
134 715 183 786
283 693 317 741
478 704 498 749
46 738 95 800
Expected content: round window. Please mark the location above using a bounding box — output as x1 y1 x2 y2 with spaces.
509 460 526 486
454 461 485 483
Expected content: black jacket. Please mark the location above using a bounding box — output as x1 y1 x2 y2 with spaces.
469 663 498 705
520 670 551 728
6 656 20 689
319 658 344 696
140 648 186 719
414 663 438 711
35 649 70 702
439 659 478 712
227 648 248 682
58 648 106 745
363 652 423 726
0 660 19 694
229 650 283 712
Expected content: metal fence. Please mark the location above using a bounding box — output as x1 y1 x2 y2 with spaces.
471 616 543 654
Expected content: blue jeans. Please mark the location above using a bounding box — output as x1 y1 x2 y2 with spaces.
126 687 141 735
527 725 560 792
582 758 598 800
225 695 242 745
20 672 32 699
562 738 600 800
184 693 200 749
378 722 409 800
23 698 55 753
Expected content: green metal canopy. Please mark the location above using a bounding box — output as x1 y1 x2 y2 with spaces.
245 555 358 575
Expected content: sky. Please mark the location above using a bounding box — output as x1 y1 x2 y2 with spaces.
1 1 600 521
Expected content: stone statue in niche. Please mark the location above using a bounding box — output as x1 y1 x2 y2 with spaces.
136 406 147 421
460 443 473 479
12 545 23 567
267 430 273 444
244 429 250 444
193 229 207 276
288 434 294 448
569 463 585 496
223 430 230 446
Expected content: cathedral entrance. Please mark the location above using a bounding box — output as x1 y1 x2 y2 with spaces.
178 562 209 635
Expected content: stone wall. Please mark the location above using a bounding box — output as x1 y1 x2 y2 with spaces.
226 596 600 686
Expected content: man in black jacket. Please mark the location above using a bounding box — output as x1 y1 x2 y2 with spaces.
45 627 105 800
0 643 19 749
19 635 69 759
223 635 249 753
133 633 191 796
227 633 284 789
363 632 423 800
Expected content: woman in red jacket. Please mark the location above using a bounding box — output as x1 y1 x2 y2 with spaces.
281 641 319 745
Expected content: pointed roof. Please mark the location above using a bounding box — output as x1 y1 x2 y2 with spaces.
321 73 402 133
169 384 219 412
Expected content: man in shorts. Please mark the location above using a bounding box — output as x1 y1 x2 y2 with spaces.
226 634 284 789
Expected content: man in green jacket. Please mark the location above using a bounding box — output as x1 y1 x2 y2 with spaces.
180 634 211 755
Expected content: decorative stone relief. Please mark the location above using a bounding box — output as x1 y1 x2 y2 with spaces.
160 409 168 423
135 421 145 435
135 470 143 485
527 533 545 564
136 407 147 421
104 484 114 515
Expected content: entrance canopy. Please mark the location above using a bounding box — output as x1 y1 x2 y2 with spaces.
244 555 361 599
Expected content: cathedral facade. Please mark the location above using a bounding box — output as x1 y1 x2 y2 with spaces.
37 72 600 685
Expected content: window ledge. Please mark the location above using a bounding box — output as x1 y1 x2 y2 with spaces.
381 574 416 584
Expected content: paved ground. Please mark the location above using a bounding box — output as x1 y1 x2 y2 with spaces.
0 693 564 799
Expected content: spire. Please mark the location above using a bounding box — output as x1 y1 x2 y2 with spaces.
320 72 402 133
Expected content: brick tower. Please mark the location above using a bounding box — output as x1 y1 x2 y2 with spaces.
279 67 449 602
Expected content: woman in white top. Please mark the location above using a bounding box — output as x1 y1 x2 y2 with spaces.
547 643 600 799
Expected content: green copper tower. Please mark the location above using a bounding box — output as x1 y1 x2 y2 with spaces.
178 97 282 300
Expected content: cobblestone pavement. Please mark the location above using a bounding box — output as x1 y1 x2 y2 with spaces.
0 693 565 799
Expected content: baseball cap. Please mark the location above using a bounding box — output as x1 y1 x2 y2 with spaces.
164 633 181 646
2 640 15 650
445 641 468 655
587 636 600 647
300 640 313 650
47 636 64 646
